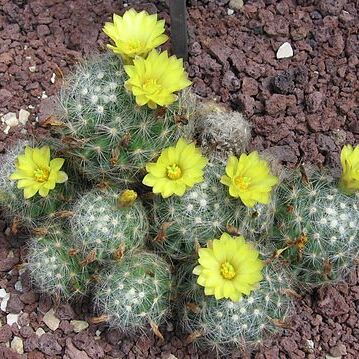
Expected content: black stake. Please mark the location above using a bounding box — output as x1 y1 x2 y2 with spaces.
169 0 188 60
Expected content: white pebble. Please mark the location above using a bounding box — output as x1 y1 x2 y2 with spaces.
70 320 89 333
2 112 18 127
1 293 10 311
29 65 36 72
14 281 23 292
11 336 24 354
276 42 294 59
227 9 234 15
7 313 20 327
50 73 56 84
18 109 30 125
35 328 45 337
43 308 60 331
0 288 7 299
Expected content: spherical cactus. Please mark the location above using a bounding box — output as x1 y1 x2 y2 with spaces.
150 162 276 259
52 53 195 184
94 251 172 333
0 141 75 227
70 188 149 262
273 168 359 287
27 225 91 299
195 102 251 160
177 259 293 353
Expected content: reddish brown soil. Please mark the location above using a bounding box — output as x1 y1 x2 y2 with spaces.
1 0 359 358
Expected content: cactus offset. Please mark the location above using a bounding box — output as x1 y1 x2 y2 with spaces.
27 225 91 299
177 256 293 353
70 188 149 262
51 54 195 184
151 162 277 259
0 141 75 227
273 168 359 287
94 252 172 333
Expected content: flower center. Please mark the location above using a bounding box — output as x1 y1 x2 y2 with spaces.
234 176 251 191
220 262 236 280
124 40 144 53
143 78 162 96
166 164 182 180
33 168 49 183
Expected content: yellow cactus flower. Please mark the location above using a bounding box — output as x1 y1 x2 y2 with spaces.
339 144 359 194
103 9 168 62
193 233 264 302
220 151 278 208
9 146 68 199
142 138 207 198
124 50 192 109
118 189 138 207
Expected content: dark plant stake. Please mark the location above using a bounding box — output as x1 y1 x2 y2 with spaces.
169 0 188 60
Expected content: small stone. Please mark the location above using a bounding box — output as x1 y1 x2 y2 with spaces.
50 73 56 84
229 0 244 10
6 294 24 314
65 338 90 359
35 328 45 337
1 293 10 311
0 289 7 298
43 309 60 331
0 324 12 343
276 42 294 59
227 9 234 15
70 320 89 333
29 65 36 72
2 112 18 127
307 339 315 349
6 313 19 327
167 355 178 359
11 336 24 354
38 333 62 356
329 344 347 357
18 109 30 125
326 356 341 359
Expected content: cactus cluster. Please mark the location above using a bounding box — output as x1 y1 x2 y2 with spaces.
70 188 149 262
94 252 172 332
177 257 292 352
273 168 359 287
1 8 358 355
52 54 194 184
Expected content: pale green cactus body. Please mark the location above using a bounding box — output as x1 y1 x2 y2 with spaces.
177 258 293 353
0 141 75 227
27 226 91 299
52 54 194 184
151 162 277 259
94 252 172 332
273 168 359 286
70 188 149 262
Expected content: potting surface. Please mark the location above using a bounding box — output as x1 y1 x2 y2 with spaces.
0 0 358 358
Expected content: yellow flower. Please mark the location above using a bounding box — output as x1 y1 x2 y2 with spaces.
117 189 138 207
142 138 207 198
124 50 192 109
220 151 278 208
339 144 359 194
193 233 264 302
9 146 68 199
103 9 168 62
